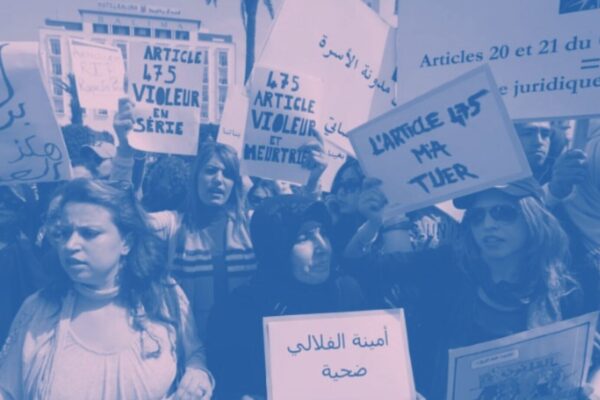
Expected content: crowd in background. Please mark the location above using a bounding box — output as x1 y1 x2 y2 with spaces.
0 98 599 399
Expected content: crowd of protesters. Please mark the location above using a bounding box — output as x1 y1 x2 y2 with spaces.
0 97 599 399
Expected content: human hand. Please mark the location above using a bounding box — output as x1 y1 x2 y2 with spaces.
358 177 387 223
300 140 328 176
549 149 588 199
173 368 214 400
113 97 135 149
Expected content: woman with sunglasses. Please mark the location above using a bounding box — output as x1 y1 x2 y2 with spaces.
348 178 583 398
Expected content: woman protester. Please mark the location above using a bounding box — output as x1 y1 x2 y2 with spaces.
207 195 365 400
347 177 584 398
111 99 327 339
0 178 213 400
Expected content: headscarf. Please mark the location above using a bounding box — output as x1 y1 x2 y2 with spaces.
564 135 600 252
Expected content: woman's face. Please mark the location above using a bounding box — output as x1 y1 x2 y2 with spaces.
54 202 130 290
467 191 529 263
290 220 332 285
196 155 234 207
335 167 362 214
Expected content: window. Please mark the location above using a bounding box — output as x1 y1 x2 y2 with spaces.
197 48 208 66
201 103 209 119
175 30 190 41
218 51 228 67
53 82 63 96
134 27 151 37
154 29 172 39
218 86 227 103
218 67 228 85
112 25 130 35
202 67 209 84
49 38 61 55
202 85 209 102
93 23 109 34
95 109 109 118
51 59 62 76
53 97 64 114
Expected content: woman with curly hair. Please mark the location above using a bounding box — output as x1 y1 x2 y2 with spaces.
0 179 213 399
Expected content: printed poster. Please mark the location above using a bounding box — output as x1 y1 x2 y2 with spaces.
396 0 600 120
447 312 599 400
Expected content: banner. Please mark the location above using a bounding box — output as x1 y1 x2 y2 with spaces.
255 0 397 157
0 42 71 185
69 38 125 111
447 312 599 400
349 65 531 217
396 0 600 120
127 42 202 155
264 309 415 400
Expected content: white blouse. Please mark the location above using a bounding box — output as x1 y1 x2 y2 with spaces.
0 283 208 400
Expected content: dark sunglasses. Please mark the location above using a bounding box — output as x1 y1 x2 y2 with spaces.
465 204 520 226
335 178 363 194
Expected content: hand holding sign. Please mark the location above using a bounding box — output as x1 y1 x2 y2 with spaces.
549 149 588 199
113 98 135 155
357 178 387 223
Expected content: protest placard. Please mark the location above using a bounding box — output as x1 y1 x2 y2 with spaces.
0 42 71 185
217 82 346 191
69 38 125 111
447 311 598 400
256 0 397 157
127 42 202 155
264 309 415 400
349 65 531 217
396 0 600 121
242 67 322 184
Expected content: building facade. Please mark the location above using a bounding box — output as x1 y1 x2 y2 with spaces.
39 1 235 131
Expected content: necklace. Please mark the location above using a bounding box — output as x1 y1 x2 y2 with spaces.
73 283 120 300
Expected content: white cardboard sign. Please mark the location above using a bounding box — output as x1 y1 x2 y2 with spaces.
127 42 202 155
69 38 125 111
256 0 397 156
0 42 71 185
264 309 416 400
349 65 531 217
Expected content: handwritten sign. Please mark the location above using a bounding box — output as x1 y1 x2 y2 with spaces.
242 67 322 184
218 83 346 191
447 312 599 400
256 0 397 157
69 39 125 111
396 0 600 120
127 42 202 155
263 309 415 400
0 42 71 185
349 65 531 217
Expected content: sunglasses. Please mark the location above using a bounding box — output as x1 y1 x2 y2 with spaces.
465 204 520 226
335 178 363 194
